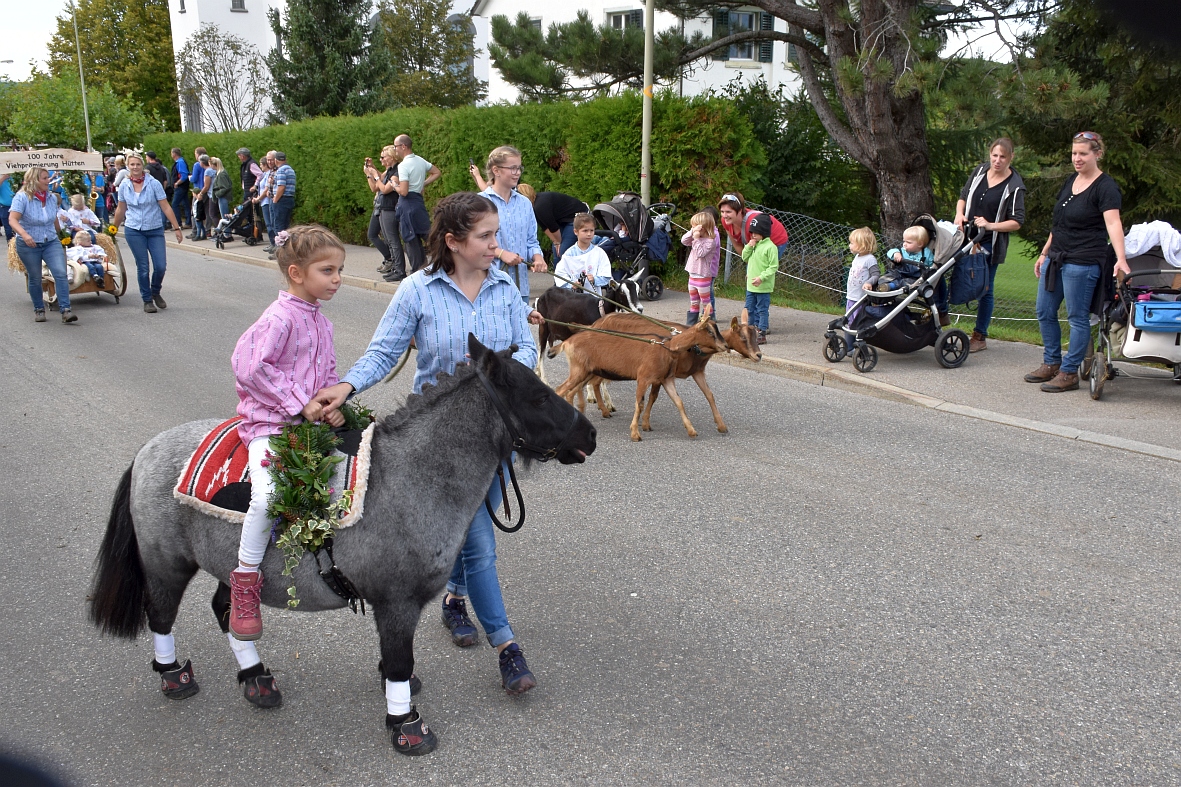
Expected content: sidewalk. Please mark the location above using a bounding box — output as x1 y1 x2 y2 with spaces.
169 235 1181 462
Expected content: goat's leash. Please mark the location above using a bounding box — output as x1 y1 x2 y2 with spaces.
538 317 675 347
549 271 680 335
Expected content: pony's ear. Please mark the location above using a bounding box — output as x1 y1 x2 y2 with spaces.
468 333 490 365
469 333 507 382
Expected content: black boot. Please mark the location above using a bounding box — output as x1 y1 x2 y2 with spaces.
685 310 700 325
383 262 407 283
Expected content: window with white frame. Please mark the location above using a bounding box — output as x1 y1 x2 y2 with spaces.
609 10 643 30
231 0 246 10
712 9 775 63
727 11 755 60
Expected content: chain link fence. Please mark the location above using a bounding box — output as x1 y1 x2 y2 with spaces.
667 202 1042 326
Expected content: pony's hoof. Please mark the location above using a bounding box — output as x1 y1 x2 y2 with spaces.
154 659 199 700
388 707 437 756
239 664 282 708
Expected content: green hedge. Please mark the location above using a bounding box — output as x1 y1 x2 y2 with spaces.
143 92 765 245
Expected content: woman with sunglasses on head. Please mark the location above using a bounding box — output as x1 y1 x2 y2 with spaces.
1026 131 1129 393
717 192 789 259
480 146 547 306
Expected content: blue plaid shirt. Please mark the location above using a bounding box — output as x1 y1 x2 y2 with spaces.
272 164 296 199
482 187 542 302
342 265 538 395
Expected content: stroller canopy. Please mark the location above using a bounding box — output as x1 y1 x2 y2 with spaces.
912 214 966 267
592 192 654 243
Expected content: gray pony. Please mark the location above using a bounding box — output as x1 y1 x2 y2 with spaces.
89 337 596 755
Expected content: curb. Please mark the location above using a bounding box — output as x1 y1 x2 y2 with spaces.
168 240 1180 464
713 353 1181 464
164 239 401 296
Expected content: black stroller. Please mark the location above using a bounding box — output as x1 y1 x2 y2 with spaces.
590 192 676 301
213 200 263 249
823 215 976 373
1084 243 1181 400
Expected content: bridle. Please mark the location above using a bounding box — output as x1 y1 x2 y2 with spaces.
475 363 583 532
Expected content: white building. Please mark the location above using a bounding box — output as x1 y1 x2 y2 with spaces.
167 0 799 129
168 0 284 131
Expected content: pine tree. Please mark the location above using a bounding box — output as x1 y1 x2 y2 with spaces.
266 0 394 121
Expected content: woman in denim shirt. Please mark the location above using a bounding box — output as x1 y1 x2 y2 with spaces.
10 166 74 324
112 153 184 313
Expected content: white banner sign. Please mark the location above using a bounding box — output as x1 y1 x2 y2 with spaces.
0 149 105 173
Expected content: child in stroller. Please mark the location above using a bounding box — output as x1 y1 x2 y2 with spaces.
878 225 934 291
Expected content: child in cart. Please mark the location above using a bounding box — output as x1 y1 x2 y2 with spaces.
67 230 109 288
61 194 102 242
879 225 934 291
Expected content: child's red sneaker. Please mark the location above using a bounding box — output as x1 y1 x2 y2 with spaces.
229 568 264 641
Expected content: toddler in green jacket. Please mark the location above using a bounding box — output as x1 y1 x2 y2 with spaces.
741 213 778 344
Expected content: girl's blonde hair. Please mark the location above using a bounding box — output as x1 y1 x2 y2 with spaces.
849 227 877 255
690 210 716 235
21 166 49 196
485 145 521 185
274 224 346 282
515 183 536 202
70 193 86 209
903 225 929 246
73 229 91 242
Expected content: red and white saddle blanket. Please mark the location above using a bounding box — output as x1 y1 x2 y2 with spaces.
173 416 374 528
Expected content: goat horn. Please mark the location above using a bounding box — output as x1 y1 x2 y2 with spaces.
628 269 643 283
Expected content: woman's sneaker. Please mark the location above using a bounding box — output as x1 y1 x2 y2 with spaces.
61 309 77 324
441 597 478 647
229 568 264 640
498 643 537 695
33 309 46 323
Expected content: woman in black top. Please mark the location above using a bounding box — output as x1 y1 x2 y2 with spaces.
532 190 589 261
1027 131 1129 392
954 137 1026 352
364 144 405 281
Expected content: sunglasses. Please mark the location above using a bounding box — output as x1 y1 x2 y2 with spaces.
1074 131 1100 141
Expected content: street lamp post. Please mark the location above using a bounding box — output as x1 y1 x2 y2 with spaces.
69 0 94 152
640 0 654 205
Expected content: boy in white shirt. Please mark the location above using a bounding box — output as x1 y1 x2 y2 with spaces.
554 213 612 296
66 230 109 288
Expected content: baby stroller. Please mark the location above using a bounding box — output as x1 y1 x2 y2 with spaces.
823 215 976 373
1084 244 1181 400
213 200 262 249
591 192 676 301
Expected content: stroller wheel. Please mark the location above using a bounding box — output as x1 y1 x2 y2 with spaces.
216 238 224 250
642 274 664 301
936 329 970 369
823 335 846 363
1089 353 1107 400
852 344 878 373
245 237 259 246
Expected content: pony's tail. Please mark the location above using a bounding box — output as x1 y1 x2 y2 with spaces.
89 463 148 639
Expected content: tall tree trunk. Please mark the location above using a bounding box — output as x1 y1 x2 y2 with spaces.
770 0 935 236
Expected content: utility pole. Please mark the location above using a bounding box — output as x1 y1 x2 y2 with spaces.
70 0 94 152
640 0 654 204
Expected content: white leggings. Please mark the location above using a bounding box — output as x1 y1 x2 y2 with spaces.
238 436 275 566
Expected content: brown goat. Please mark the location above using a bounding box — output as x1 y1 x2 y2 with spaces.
593 314 761 435
555 308 728 441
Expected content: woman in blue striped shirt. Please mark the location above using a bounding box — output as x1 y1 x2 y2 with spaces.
481 146 547 305
10 166 73 323
320 192 544 704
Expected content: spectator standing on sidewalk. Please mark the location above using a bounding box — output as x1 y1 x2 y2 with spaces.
209 157 233 224
145 151 170 192
268 151 297 259
169 148 190 229
237 147 262 238
255 154 275 250
392 135 440 274
190 150 209 240
364 144 405 280
0 173 14 240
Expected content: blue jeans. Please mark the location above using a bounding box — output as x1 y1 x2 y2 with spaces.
261 203 274 245
124 226 167 303
973 242 1000 337
94 198 108 226
445 462 515 647
1036 261 1100 374
557 222 577 259
15 237 70 311
745 291 770 331
218 196 230 219
0 204 11 240
171 188 189 228
270 195 295 234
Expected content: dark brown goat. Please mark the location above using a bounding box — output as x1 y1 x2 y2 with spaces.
555 307 728 441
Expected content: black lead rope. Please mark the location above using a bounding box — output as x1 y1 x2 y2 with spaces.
485 462 527 533
314 538 366 615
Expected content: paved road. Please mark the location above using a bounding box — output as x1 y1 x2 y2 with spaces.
1 243 1179 786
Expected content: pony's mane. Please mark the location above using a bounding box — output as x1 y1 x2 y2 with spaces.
376 361 479 437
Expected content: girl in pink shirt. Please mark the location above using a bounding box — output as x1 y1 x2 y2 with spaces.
228 224 346 642
681 210 719 325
